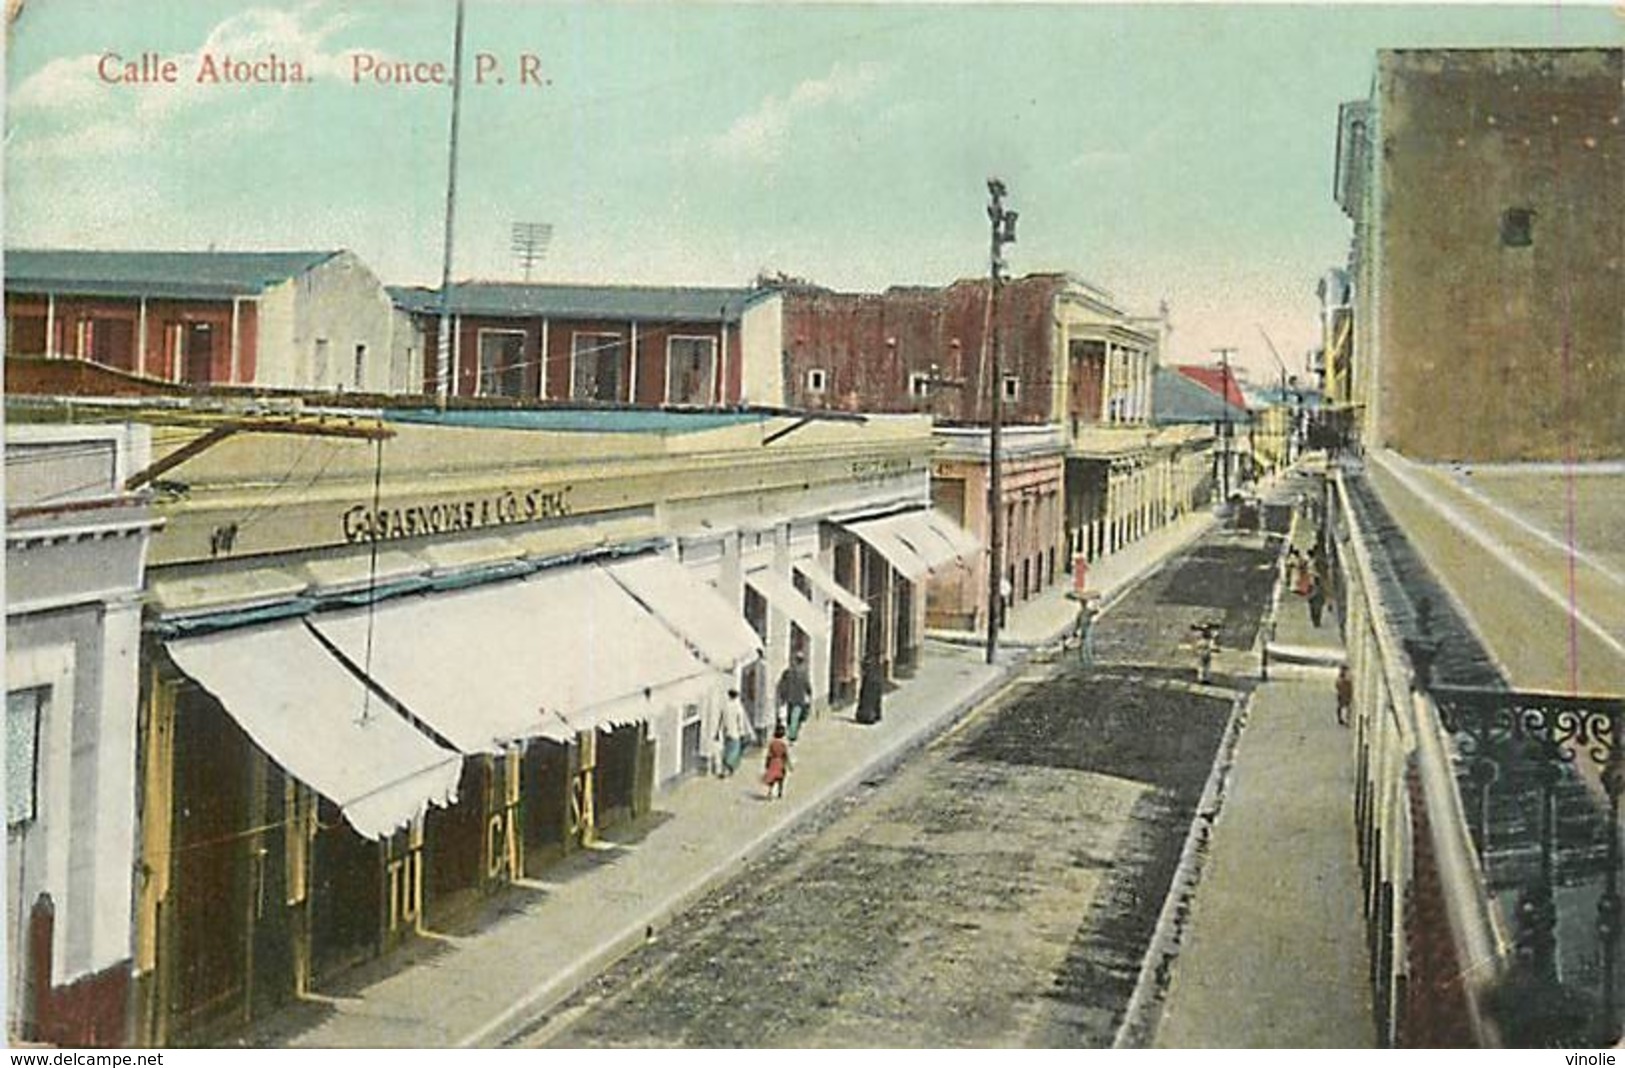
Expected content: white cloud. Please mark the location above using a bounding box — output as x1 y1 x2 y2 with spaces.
9 1 364 160
711 61 887 164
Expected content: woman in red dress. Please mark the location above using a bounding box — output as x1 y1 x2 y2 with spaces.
762 723 791 800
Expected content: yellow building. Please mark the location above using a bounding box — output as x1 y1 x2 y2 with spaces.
8 399 971 1044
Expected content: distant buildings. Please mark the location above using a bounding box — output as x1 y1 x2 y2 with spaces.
4 250 409 394
389 282 782 406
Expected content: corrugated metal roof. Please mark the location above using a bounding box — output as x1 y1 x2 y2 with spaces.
5 249 341 299
388 282 765 323
1153 366 1249 425
1173 364 1250 410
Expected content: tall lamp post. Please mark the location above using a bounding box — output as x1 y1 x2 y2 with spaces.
985 178 1018 666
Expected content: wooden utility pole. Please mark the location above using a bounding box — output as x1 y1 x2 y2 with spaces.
1215 347 1237 503
985 179 1018 665
435 0 468 403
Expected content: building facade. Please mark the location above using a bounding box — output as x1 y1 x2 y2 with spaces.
390 283 785 406
4 250 410 394
6 399 962 1045
760 273 1193 622
928 425 1065 632
1334 48 1625 461
5 424 159 1046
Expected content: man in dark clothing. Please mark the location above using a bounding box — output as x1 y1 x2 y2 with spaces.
777 652 812 742
1335 664 1353 726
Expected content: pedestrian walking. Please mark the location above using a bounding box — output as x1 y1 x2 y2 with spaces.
1294 552 1314 598
705 699 726 777
1307 570 1327 628
762 723 791 800
719 688 749 777
1285 548 1303 593
777 652 812 742
1073 595 1100 666
1335 663 1353 726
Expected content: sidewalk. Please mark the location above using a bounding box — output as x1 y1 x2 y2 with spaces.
257 511 1214 1049
1149 493 1375 1048
930 507 1217 650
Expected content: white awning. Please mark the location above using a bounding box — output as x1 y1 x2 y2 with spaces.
601 555 762 671
745 567 828 636
166 621 461 841
310 566 711 752
841 515 932 582
793 558 869 617
843 509 978 581
921 509 982 560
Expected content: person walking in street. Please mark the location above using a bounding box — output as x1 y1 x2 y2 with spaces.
1073 595 1100 666
1335 663 1353 727
762 723 791 800
777 652 812 743
719 688 749 777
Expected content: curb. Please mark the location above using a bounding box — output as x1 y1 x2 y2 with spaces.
461 512 1220 1048
1111 678 1251 1049
461 651 1024 1048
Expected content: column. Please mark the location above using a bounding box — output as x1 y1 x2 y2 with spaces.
1141 352 1152 423
538 319 551 400
138 298 148 376
90 595 142 975
1100 343 1114 423
628 321 640 404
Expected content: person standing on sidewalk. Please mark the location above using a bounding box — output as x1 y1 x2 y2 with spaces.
776 652 812 742
1335 664 1353 727
762 723 791 800
1306 569 1327 628
719 688 749 777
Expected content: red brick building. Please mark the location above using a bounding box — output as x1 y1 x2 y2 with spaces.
390 283 782 406
4 249 407 393
777 276 1065 424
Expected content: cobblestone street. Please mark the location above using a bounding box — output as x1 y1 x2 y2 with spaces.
518 507 1288 1048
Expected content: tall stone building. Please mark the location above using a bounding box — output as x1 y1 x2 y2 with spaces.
1335 48 1624 461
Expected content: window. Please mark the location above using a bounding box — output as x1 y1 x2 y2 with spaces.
1001 374 1021 402
477 330 526 398
6 689 43 828
8 314 47 357
314 338 330 385
182 322 215 384
908 372 933 400
88 318 136 371
1501 207 1535 248
665 336 717 406
805 368 827 395
571 332 624 402
352 344 368 391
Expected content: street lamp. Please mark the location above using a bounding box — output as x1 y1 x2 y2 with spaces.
985 178 1017 666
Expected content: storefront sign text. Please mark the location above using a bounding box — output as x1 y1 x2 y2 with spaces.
341 487 572 543
849 458 915 483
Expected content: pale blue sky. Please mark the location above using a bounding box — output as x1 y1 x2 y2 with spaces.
5 2 1621 378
